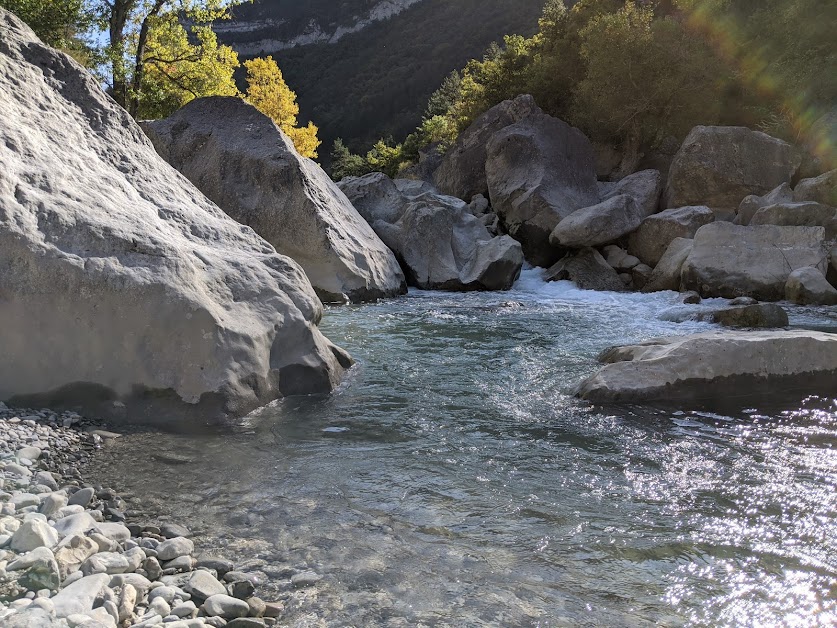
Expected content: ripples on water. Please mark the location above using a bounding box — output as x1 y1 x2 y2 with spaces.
93 269 837 627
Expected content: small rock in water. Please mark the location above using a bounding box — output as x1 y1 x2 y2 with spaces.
290 571 323 588
160 522 191 539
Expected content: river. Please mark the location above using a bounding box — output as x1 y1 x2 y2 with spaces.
91 270 837 627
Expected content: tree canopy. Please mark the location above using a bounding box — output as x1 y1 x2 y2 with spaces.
244 56 321 159
333 0 837 179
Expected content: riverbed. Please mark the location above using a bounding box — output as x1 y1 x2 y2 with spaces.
90 270 837 627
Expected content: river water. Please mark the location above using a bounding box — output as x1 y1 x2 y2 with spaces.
92 270 837 627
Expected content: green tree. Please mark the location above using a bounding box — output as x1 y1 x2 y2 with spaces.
243 55 321 158
92 0 246 117
135 12 240 119
331 138 368 180
572 2 726 176
0 0 92 60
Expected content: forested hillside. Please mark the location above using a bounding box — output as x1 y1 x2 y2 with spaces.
216 0 547 160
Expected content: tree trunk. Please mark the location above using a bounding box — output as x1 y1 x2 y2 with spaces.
108 0 133 109
613 122 643 181
128 1 165 118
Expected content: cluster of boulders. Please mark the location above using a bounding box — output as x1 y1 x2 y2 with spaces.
0 405 286 628
337 174 523 291
423 95 837 310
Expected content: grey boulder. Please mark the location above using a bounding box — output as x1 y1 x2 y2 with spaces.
748 201 837 240
433 94 541 200
664 126 801 213
549 195 643 249
337 172 408 224
794 169 837 206
628 206 715 267
641 238 694 293
735 183 793 225
598 169 662 218
577 330 837 403
681 223 829 300
486 111 598 266
785 267 837 305
0 10 350 422
143 97 406 304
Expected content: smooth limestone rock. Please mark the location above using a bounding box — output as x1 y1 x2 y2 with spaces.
664 126 801 213
735 183 793 225
549 195 643 249
628 206 715 267
748 201 837 240
794 169 837 206
681 223 828 300
576 330 837 403
545 249 627 292
597 169 663 218
642 238 694 293
51 573 111 618
0 10 350 422
433 94 541 200
10 519 58 552
143 97 405 304
202 594 250 619
785 267 837 305
486 111 598 266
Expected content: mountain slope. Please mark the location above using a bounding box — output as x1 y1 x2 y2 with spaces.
217 0 546 159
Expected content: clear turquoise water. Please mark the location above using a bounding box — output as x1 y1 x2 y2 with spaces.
95 270 837 627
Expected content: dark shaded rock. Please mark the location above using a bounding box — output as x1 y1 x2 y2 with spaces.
433 94 541 200
545 249 628 292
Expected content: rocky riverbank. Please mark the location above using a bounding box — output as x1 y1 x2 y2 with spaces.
0 405 293 628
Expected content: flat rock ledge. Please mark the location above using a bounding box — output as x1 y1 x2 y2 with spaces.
575 330 837 403
0 405 293 628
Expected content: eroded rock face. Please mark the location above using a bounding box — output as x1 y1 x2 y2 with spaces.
142 97 406 304
486 112 598 266
664 126 801 213
681 223 828 300
628 206 715 267
0 9 350 422
433 94 542 200
576 330 837 403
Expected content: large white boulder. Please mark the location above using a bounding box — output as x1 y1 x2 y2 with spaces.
577 330 837 403
143 97 406 304
681 223 829 300
0 9 350 422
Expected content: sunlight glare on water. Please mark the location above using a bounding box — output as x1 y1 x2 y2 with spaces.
93 269 837 627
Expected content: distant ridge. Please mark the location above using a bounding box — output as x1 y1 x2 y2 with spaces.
214 0 546 161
